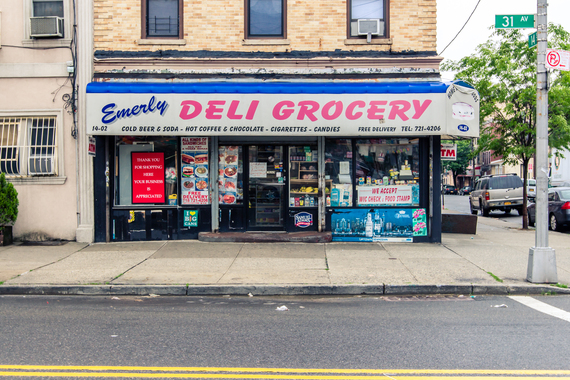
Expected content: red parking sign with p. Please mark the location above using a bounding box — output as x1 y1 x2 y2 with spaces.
546 49 570 71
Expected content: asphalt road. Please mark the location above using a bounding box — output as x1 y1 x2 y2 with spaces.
442 193 525 225
1 294 570 378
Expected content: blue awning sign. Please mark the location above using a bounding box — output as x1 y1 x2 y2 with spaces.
86 82 479 138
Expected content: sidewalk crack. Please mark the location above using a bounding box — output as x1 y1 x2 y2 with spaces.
215 243 244 283
109 241 168 283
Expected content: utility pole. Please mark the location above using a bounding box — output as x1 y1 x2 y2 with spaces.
527 0 557 283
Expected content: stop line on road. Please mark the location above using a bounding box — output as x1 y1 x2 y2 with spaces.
509 296 570 323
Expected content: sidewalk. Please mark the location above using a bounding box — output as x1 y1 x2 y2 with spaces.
1 215 569 296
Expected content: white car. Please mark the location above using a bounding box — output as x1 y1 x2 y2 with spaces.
527 179 536 201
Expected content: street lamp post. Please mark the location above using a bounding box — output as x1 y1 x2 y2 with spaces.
527 0 557 283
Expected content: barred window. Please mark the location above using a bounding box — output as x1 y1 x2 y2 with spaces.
0 117 58 177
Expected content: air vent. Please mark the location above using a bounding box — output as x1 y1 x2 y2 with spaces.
30 16 64 38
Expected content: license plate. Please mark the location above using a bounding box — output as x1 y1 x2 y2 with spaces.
504 202 511 205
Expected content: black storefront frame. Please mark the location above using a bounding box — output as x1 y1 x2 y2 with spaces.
93 136 442 243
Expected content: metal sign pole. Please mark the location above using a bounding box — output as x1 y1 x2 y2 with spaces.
527 0 557 283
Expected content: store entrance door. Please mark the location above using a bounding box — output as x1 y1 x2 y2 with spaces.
247 145 286 230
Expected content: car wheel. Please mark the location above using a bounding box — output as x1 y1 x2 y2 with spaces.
470 200 477 215
516 207 523 216
505 208 512 214
550 213 562 232
481 201 490 217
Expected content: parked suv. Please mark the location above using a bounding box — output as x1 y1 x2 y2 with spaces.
469 174 524 216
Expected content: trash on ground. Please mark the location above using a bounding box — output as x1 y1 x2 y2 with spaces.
492 304 508 308
248 293 253 297
299 306 305 309
112 297 120 300
276 305 289 311
149 294 160 297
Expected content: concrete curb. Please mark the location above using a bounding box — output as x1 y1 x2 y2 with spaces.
2 284 569 296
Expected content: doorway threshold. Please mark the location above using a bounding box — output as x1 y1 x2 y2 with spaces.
199 231 332 243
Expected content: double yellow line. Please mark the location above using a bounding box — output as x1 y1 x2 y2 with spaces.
1 366 570 379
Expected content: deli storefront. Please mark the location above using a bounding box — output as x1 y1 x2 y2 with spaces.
87 81 479 243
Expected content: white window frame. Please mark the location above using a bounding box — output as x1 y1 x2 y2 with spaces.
0 110 66 185
22 0 72 47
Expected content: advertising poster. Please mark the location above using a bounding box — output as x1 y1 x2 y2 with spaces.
131 152 165 204
181 137 209 205
331 208 427 242
183 210 199 227
219 146 239 204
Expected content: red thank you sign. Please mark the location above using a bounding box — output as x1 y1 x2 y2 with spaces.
132 152 165 204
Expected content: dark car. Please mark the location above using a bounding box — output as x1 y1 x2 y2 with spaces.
527 187 570 231
459 186 472 196
443 185 458 195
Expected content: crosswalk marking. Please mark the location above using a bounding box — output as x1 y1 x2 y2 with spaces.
509 296 570 323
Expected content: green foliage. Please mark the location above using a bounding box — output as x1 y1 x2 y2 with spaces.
442 140 473 185
0 173 19 227
442 24 570 228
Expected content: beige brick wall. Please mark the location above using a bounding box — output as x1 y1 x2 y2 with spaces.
94 0 436 53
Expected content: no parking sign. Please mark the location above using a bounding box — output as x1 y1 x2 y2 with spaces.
546 49 570 71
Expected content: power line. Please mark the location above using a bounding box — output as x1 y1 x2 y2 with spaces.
438 0 482 57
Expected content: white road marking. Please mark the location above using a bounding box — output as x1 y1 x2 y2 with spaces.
508 296 570 323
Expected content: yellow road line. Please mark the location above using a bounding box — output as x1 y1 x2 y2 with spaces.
1 373 570 380
1 366 570 376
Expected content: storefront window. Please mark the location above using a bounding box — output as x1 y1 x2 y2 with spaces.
325 139 353 207
114 136 178 206
289 145 318 207
219 145 243 204
355 138 420 207
180 137 210 205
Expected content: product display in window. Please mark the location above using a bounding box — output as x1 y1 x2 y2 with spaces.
325 139 352 207
355 138 420 207
289 146 321 208
219 145 243 204
180 137 210 205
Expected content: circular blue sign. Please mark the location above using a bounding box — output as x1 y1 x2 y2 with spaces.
458 124 469 132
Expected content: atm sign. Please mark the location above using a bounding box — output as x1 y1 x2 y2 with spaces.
441 144 457 161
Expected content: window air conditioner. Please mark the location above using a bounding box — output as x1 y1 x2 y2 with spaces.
357 19 381 36
29 156 55 175
30 16 64 38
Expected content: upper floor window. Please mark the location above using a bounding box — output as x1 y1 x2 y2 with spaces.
349 0 387 38
33 0 63 17
144 0 182 38
246 0 286 38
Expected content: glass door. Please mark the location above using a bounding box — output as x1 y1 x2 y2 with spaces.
247 145 285 229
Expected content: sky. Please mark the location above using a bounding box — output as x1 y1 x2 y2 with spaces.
437 0 570 80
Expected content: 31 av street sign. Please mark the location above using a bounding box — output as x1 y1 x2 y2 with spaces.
495 14 535 29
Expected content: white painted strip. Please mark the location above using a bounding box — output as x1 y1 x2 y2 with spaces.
508 296 570 323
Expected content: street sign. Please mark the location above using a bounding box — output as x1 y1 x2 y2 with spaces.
545 49 570 71
528 32 537 48
495 14 535 29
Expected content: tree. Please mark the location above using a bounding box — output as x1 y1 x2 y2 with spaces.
442 139 472 188
441 24 570 229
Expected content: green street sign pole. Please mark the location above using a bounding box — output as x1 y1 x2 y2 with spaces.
495 14 536 29
529 31 537 48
